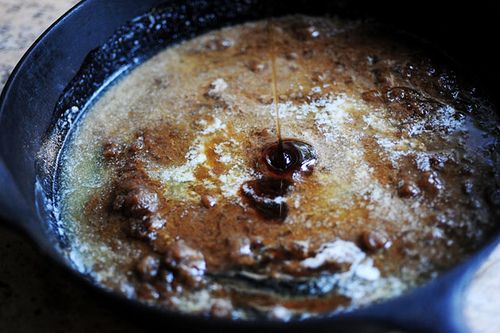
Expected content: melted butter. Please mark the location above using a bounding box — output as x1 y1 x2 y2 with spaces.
57 15 499 319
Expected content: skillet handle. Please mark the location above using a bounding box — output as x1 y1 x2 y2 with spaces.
0 158 28 228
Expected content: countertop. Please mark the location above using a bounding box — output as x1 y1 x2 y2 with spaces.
0 1 498 332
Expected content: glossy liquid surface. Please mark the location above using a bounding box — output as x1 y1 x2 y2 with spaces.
55 16 499 320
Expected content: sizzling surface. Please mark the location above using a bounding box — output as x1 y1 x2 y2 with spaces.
58 16 499 319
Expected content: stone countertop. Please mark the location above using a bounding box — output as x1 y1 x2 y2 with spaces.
0 1 498 332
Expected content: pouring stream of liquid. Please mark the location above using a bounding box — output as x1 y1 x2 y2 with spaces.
268 19 286 218
268 19 286 169
240 20 317 222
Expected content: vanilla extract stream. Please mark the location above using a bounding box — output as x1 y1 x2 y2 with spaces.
241 20 319 221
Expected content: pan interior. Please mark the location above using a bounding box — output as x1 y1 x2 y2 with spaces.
35 1 499 321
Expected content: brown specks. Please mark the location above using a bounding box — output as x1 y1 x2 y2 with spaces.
397 230 420 258
136 255 160 280
207 78 228 99
279 94 288 102
112 182 159 218
285 51 299 60
109 170 165 241
371 68 390 85
367 55 379 66
258 95 273 104
289 91 304 101
201 195 217 208
361 136 395 186
227 237 255 266
102 140 123 161
311 70 332 83
246 60 268 73
136 282 160 300
284 240 310 260
164 240 206 288
204 36 233 51
418 171 443 195
152 76 169 89
385 86 442 119
284 52 299 71
361 90 383 104
128 133 145 154
240 178 291 222
430 155 449 171
334 62 345 73
359 230 390 253
397 180 420 198
289 21 321 41
302 48 315 59
209 299 233 318
127 214 166 241
133 241 206 296
288 63 299 72
142 124 193 165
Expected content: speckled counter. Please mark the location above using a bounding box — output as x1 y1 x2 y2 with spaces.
0 1 498 332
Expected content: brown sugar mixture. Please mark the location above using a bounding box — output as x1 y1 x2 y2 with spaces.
57 16 499 320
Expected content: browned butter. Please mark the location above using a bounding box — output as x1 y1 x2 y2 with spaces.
58 15 499 320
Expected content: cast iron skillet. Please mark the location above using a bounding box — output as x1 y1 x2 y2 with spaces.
0 0 498 332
